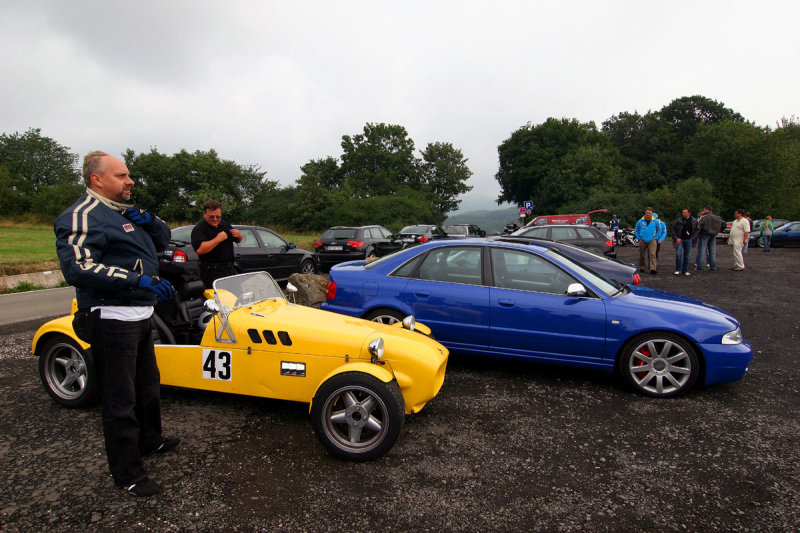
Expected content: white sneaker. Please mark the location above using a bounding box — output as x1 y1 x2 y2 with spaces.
684 272 691 276
674 271 680 275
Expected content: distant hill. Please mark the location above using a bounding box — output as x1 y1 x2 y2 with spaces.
444 206 523 233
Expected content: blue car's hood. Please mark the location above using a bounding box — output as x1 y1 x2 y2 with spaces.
616 285 740 336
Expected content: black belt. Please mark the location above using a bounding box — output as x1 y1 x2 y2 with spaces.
201 262 234 270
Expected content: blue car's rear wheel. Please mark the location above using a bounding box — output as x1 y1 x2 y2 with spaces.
364 308 404 325
311 372 404 461
620 333 699 398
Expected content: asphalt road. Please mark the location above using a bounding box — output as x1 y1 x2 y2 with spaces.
0 286 74 333
1 244 798 532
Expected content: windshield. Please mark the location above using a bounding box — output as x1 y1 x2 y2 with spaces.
213 272 285 311
545 249 622 296
446 226 468 235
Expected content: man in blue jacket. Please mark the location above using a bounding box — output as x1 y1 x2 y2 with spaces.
635 207 661 274
55 151 178 497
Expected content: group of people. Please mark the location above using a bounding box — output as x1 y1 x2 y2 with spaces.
627 205 769 276
55 152 240 497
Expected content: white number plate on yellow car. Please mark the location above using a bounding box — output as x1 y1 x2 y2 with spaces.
202 349 232 380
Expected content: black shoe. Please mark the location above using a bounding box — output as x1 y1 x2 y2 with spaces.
142 437 180 456
122 477 161 497
154 437 180 454
650 270 657 275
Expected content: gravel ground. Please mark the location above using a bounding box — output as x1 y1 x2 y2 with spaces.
1 243 798 532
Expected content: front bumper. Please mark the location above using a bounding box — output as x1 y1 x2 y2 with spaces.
698 339 753 386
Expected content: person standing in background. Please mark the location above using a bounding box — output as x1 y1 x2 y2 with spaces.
729 209 751 271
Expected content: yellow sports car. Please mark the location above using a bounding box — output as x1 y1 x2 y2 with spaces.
32 272 449 460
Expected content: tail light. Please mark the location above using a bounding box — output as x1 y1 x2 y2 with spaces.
417 235 428 242
632 272 641 286
325 280 337 300
605 240 613 247
315 240 322 248
172 250 188 263
347 240 365 248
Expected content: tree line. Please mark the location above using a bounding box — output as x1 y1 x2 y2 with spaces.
497 95 800 227
0 124 472 231
2 95 798 232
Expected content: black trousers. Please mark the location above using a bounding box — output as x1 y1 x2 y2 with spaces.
199 262 236 289
91 316 163 485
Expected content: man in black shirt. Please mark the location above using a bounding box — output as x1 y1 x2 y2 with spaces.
191 200 243 288
672 208 697 276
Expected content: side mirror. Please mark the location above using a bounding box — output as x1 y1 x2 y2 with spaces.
287 242 297 250
203 299 220 314
566 283 587 297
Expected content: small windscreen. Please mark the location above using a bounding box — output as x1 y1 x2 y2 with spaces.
323 229 357 239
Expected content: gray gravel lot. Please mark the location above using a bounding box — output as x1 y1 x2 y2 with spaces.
0 244 798 532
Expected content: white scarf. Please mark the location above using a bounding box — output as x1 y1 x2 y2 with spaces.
86 187 133 212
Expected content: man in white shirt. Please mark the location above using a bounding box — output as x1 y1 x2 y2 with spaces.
728 209 751 271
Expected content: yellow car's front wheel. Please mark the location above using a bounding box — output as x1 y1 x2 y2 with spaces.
311 372 404 461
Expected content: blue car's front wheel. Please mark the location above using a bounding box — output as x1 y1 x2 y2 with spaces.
620 333 699 398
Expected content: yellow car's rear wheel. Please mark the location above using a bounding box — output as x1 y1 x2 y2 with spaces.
312 372 404 461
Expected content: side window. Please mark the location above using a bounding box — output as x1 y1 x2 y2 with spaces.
576 228 597 239
380 227 392 238
368 228 381 239
256 229 286 249
551 227 578 240
417 247 482 285
524 228 547 239
391 254 424 278
490 248 573 295
235 229 258 248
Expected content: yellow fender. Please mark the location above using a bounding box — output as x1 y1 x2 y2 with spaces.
308 361 395 413
31 315 89 355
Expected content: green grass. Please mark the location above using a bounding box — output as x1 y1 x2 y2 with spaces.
0 221 320 276
0 223 59 275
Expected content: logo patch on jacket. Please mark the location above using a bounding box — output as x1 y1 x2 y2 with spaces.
123 223 135 233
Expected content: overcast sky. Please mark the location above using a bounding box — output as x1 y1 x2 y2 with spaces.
3 1 798 212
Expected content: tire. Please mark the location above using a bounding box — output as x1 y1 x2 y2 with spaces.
300 259 316 275
619 332 699 398
756 236 765 248
38 335 98 408
632 238 639 247
366 248 378 259
311 372 405 461
364 308 404 325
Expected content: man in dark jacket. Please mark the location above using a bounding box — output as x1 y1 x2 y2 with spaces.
696 205 724 271
191 200 242 288
672 208 697 276
55 151 178 497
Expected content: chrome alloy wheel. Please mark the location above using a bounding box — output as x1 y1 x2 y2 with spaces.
625 336 698 397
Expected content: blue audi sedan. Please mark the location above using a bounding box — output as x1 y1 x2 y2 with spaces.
323 239 752 398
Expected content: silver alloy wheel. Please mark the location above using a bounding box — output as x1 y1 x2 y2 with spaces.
300 259 315 275
626 337 693 396
371 314 400 325
42 339 88 402
320 385 390 454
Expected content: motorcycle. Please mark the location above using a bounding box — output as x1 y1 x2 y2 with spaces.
616 227 639 247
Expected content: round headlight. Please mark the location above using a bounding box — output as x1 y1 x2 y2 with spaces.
402 315 416 331
722 328 742 345
369 337 385 360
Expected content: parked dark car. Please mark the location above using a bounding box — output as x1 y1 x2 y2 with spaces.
511 224 615 257
747 218 791 248
490 236 640 286
323 239 751 398
445 224 486 238
163 225 317 283
766 221 800 247
315 225 392 270
374 224 449 256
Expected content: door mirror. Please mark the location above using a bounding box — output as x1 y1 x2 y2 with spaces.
566 283 587 297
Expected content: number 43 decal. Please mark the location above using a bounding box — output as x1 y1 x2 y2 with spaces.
202 349 232 380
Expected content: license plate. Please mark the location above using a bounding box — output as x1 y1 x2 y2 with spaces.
402 238 415 243
326 245 343 251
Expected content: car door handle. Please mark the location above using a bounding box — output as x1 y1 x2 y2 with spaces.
414 291 430 298
498 299 515 307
